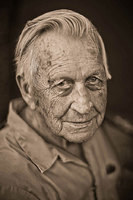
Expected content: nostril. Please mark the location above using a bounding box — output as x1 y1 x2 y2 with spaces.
106 164 116 174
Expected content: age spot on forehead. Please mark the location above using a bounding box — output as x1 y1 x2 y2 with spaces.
47 61 52 67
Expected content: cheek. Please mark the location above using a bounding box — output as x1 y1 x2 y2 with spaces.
91 86 107 113
50 95 71 118
33 85 71 120
34 91 50 116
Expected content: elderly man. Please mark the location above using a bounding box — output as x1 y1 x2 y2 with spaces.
0 9 133 200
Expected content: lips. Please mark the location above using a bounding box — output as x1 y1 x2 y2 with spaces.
63 114 97 124
63 118 95 129
66 120 92 124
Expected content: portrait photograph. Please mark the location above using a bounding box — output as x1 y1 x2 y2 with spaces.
0 0 133 200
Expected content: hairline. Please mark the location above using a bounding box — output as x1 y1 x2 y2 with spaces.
15 9 111 83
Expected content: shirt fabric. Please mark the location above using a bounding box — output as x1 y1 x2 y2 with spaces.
0 98 129 200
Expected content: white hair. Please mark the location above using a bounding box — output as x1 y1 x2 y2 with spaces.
15 9 111 82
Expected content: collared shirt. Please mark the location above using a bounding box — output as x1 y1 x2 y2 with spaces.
0 98 121 200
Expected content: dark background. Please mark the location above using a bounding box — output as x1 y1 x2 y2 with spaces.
0 0 133 123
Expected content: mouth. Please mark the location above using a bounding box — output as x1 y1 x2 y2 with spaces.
63 119 93 128
67 120 91 123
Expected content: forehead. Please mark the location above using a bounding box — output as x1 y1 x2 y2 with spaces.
33 31 104 79
35 31 101 57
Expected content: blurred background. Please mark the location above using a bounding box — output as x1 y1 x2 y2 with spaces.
0 0 133 124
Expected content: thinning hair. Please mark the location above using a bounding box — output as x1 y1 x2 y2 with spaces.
15 9 111 83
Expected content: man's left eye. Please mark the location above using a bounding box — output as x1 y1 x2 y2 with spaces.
85 76 103 90
86 76 100 85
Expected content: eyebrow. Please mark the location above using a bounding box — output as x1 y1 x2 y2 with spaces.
49 76 74 82
48 67 105 84
90 71 100 76
87 68 105 76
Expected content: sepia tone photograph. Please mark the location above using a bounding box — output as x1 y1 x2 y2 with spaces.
0 0 133 199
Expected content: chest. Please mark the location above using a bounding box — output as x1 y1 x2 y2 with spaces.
39 160 95 200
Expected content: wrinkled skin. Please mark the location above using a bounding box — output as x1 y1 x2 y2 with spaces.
32 32 107 143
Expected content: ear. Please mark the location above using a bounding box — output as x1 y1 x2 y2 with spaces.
16 74 36 110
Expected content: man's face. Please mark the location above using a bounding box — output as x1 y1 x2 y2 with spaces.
32 32 107 143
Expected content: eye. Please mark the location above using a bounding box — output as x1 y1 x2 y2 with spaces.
86 76 100 84
88 77 97 84
51 79 73 96
85 76 103 90
56 80 72 89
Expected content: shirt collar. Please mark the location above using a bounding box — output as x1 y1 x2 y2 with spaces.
7 98 88 173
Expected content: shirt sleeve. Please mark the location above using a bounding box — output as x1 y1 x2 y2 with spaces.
0 186 40 200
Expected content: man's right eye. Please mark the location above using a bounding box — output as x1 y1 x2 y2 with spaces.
56 80 72 89
52 79 73 96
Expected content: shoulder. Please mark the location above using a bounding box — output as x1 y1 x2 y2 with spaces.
0 125 30 186
102 114 133 200
103 113 133 140
107 114 133 134
0 126 34 193
0 125 50 200
102 113 133 166
0 186 38 200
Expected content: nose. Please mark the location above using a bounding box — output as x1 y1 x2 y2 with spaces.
70 83 92 115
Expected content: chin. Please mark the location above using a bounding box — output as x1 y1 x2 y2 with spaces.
58 117 99 143
62 130 96 143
